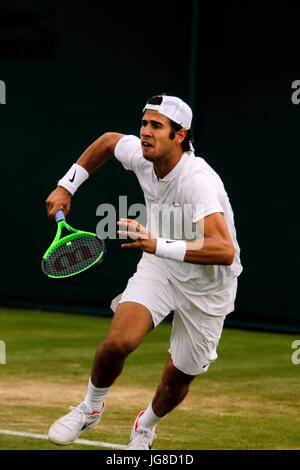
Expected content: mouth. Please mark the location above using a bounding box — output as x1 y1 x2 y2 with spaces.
142 141 154 150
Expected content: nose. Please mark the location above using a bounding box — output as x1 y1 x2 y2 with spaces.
140 123 152 137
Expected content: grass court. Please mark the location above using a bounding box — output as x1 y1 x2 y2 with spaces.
0 308 300 450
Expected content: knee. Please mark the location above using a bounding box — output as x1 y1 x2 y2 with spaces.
102 336 137 360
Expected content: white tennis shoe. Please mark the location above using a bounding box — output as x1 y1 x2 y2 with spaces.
48 401 105 445
127 411 157 450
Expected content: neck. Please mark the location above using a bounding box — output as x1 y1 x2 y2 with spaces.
153 149 184 179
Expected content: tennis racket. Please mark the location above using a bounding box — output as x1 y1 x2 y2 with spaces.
41 210 106 280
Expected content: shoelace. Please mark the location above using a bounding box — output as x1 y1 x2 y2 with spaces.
61 405 90 430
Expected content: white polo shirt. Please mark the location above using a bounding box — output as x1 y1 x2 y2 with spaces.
114 135 242 315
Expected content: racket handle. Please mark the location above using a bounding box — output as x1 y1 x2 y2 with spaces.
55 210 65 223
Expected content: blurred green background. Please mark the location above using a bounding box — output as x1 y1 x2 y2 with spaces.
0 2 299 333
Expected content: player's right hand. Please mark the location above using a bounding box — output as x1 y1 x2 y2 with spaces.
46 186 72 221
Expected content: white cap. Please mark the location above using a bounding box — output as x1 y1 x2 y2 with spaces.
143 95 193 129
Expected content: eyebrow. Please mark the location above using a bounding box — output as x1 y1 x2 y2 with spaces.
141 119 164 127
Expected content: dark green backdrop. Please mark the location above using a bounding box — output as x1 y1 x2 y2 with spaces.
1 3 299 333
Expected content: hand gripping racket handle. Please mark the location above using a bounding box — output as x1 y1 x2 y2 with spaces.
55 210 65 223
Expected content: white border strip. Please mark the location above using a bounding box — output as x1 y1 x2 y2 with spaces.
0 429 127 450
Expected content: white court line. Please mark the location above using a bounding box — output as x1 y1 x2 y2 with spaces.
0 429 127 450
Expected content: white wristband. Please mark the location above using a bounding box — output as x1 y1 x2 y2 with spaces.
57 163 89 195
155 238 186 262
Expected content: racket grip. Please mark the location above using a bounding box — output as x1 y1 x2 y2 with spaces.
55 210 65 223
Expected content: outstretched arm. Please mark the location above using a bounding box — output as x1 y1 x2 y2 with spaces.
75 132 125 174
46 132 125 220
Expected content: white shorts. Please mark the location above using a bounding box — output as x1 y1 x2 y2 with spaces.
111 257 237 376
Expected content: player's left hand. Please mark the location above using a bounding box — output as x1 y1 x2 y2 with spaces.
117 218 157 254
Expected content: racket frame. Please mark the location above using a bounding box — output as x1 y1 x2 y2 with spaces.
41 212 105 279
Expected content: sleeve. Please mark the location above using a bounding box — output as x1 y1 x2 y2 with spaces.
114 134 143 172
183 174 224 223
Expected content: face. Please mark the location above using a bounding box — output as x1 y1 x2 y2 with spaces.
140 110 177 162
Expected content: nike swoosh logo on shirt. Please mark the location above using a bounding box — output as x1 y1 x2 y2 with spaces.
69 170 76 182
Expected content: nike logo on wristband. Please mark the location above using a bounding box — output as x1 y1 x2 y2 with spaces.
69 170 76 183
166 240 176 243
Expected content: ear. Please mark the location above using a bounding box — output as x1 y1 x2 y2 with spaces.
175 128 187 145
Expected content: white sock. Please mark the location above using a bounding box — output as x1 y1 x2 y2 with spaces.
136 402 167 432
83 377 110 412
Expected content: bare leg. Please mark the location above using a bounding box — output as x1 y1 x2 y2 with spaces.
90 302 153 387
152 354 196 417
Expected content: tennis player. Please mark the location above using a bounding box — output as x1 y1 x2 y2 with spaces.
45 94 242 450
